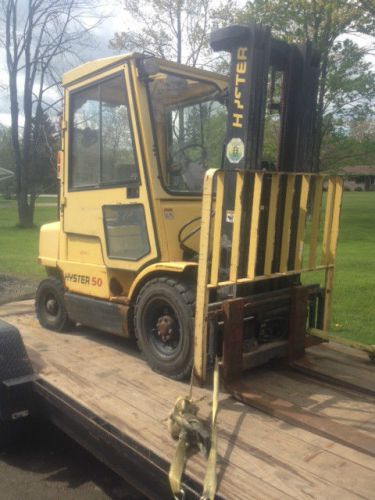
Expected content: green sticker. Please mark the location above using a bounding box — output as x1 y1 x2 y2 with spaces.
226 138 245 164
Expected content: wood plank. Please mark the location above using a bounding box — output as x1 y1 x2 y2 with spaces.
6 315 286 498
228 368 375 457
295 343 375 396
37 347 374 500
216 403 375 498
3 302 375 499
229 383 375 459
247 405 375 472
257 370 375 434
26 342 303 498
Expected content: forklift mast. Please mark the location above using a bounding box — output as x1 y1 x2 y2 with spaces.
210 24 321 280
193 24 342 383
211 23 320 173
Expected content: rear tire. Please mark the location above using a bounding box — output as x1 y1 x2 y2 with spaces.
35 277 73 332
134 277 195 380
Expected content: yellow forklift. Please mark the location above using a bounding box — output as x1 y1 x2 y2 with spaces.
36 23 342 385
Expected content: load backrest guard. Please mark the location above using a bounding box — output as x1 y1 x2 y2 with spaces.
190 24 341 384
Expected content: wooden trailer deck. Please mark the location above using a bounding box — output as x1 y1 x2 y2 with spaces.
1 300 375 499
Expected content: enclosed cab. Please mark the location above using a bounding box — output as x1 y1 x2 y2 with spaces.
37 54 228 379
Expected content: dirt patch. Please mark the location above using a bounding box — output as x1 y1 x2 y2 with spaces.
0 274 37 305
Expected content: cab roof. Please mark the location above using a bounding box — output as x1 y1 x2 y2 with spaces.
62 53 228 87
62 54 133 86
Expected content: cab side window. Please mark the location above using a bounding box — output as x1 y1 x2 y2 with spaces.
70 74 138 190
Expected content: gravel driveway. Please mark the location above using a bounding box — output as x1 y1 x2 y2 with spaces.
0 274 37 305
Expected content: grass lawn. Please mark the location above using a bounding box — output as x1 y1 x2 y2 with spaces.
0 194 57 204
0 199 57 280
330 192 375 346
0 192 374 344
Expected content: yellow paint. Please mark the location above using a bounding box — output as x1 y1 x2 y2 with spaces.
210 173 224 285
322 178 343 333
60 260 109 298
67 234 104 265
328 178 343 265
39 222 60 268
308 177 324 268
229 172 244 282
321 178 335 265
40 54 227 305
294 175 310 270
62 53 227 88
127 261 197 300
247 172 263 280
193 169 217 383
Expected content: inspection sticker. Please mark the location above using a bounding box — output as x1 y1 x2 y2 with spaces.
226 137 245 164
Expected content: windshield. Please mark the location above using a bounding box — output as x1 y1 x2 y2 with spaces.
148 72 227 194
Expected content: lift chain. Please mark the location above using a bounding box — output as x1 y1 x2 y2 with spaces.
168 359 219 500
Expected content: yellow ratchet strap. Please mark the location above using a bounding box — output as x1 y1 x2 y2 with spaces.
168 358 219 500
201 358 219 500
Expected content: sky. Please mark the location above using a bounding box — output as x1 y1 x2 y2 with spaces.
0 3 127 127
0 2 373 128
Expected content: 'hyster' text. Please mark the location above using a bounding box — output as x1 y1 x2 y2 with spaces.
64 273 103 286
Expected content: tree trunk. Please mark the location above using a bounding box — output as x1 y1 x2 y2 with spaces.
313 10 332 171
176 0 182 64
17 190 34 228
8 73 34 227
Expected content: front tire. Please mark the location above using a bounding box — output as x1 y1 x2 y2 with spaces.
35 277 73 332
134 277 195 380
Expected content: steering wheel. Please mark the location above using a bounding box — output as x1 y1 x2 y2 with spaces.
169 142 206 174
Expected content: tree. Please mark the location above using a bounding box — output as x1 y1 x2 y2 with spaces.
324 39 375 131
320 117 375 170
0 125 15 198
0 0 101 227
110 0 213 66
213 0 375 169
31 107 59 195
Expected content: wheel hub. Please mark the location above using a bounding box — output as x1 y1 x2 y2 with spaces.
155 314 177 343
46 297 58 315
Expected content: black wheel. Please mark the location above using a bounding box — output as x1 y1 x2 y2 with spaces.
134 277 195 380
35 277 73 332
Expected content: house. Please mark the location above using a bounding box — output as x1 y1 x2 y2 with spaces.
339 165 375 191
